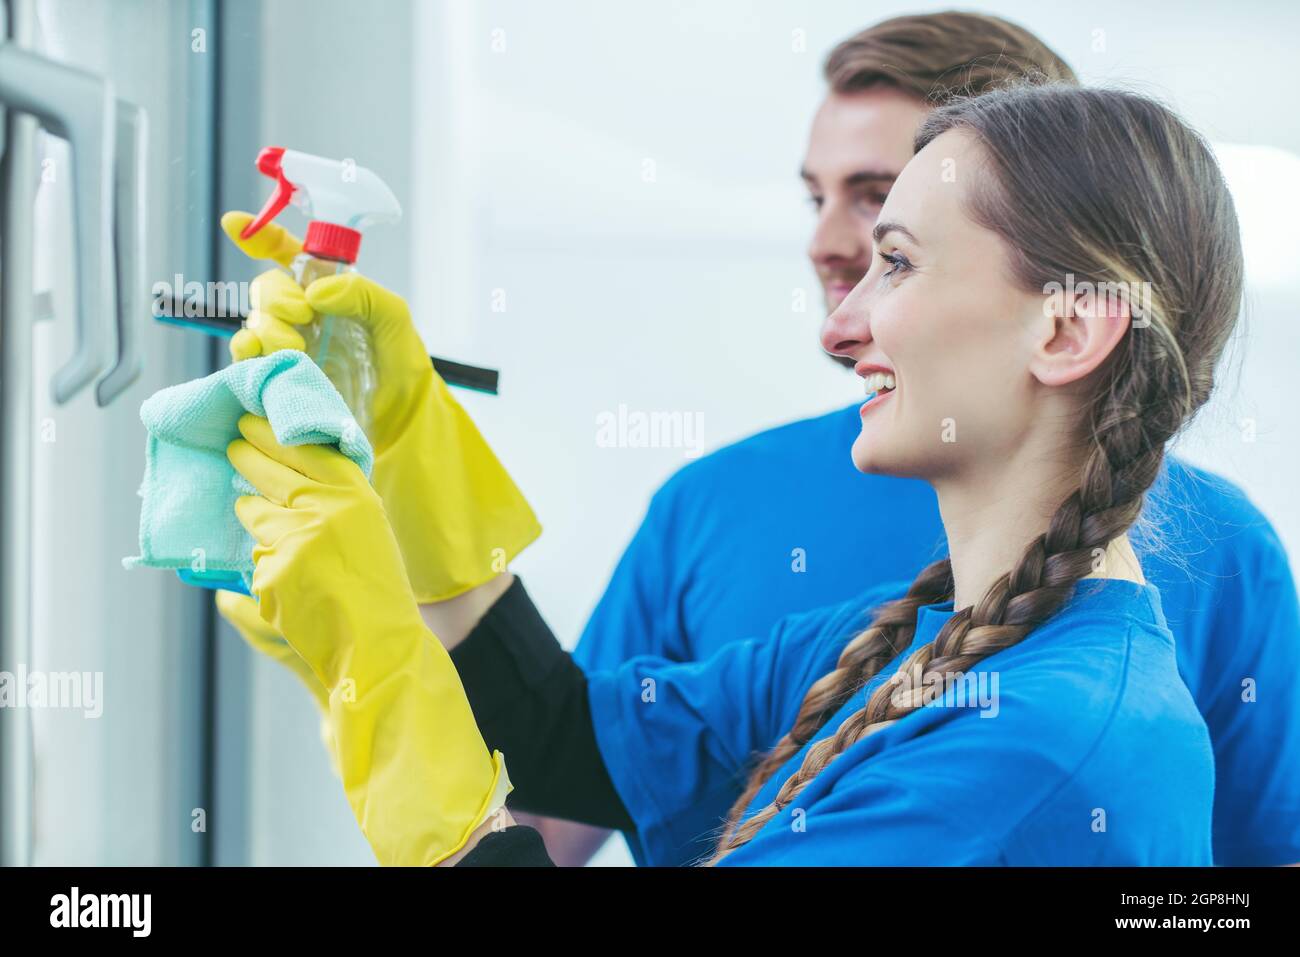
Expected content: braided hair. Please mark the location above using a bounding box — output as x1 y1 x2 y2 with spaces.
707 85 1243 863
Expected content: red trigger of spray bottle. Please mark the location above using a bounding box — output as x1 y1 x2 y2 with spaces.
239 146 293 241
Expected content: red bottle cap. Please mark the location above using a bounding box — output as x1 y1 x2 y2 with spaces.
304 221 362 264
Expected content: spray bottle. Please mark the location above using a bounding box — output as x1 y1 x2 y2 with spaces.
239 146 401 435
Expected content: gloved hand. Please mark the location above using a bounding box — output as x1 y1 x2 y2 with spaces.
227 412 511 866
214 589 339 776
221 211 541 602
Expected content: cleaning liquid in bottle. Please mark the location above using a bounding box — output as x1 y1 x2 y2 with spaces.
239 146 402 436
293 252 375 434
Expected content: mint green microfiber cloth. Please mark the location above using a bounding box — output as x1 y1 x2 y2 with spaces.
124 351 373 593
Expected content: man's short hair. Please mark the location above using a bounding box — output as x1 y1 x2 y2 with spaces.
825 11 1077 104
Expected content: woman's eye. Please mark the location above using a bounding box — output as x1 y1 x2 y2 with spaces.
806 195 824 211
878 251 912 278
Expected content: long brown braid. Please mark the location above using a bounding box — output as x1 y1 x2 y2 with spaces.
706 84 1243 864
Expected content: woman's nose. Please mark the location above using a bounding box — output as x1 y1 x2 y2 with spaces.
819 282 873 358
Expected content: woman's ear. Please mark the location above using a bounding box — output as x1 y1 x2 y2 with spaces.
1028 285 1132 388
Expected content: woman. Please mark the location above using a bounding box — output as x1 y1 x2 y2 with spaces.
222 82 1242 865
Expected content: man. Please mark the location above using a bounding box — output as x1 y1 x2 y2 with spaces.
528 12 1300 866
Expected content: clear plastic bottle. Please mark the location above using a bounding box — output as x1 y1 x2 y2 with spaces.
238 146 401 439
293 254 376 437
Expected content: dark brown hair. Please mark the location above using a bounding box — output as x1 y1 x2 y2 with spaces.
824 11 1077 103
707 83 1243 863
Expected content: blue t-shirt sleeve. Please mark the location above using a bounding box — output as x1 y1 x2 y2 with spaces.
585 588 892 866
1144 462 1300 864
1204 557 1300 865
572 484 687 672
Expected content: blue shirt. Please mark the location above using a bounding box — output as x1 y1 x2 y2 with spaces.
588 578 1214 865
575 403 1300 865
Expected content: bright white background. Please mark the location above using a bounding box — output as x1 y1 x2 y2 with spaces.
234 0 1300 865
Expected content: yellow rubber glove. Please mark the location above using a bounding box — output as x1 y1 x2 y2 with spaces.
219 215 310 361
221 211 541 603
227 413 511 866
214 589 339 776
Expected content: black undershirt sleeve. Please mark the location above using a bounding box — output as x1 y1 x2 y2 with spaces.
456 825 556 867
448 575 635 833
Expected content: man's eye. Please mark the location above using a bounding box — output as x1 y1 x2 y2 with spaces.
806 195 825 211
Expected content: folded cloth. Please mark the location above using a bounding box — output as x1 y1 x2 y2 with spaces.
124 351 374 593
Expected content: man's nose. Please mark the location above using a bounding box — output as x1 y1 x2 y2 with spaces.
808 201 866 266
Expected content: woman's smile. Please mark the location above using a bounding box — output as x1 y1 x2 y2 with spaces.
859 386 895 417
856 363 896 416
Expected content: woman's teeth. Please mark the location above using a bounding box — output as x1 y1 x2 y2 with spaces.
863 372 896 395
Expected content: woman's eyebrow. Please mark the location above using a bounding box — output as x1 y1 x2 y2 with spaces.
872 220 921 246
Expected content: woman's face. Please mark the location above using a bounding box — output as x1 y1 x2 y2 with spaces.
820 129 1051 482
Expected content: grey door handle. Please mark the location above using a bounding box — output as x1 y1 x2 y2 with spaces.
0 43 115 403
95 99 146 406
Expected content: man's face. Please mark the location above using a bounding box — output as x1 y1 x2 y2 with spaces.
802 88 930 315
